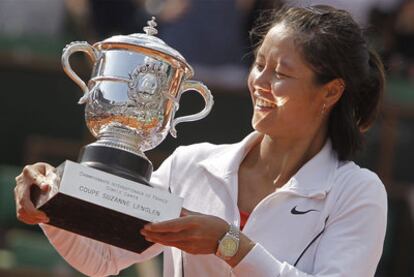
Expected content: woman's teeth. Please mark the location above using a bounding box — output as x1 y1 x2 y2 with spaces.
256 97 276 109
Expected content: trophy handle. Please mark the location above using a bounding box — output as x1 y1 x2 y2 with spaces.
170 80 214 138
61 41 99 104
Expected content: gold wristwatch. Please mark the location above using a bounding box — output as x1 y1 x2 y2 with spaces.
215 223 240 260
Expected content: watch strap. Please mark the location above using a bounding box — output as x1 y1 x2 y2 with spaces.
227 224 240 240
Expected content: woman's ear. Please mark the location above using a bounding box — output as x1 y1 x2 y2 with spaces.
323 78 345 109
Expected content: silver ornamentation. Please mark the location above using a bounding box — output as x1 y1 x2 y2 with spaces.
143 16 158 36
127 60 168 106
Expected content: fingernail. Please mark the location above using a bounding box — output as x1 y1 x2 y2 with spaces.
140 229 147 236
40 184 50 191
144 224 152 230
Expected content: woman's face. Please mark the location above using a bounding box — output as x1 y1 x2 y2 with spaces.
248 23 328 141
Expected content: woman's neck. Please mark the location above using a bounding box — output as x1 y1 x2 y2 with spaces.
243 132 327 188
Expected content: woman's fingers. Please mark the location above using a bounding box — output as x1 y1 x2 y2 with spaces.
180 208 190 216
14 163 54 224
15 183 49 224
21 185 48 220
144 215 199 233
16 209 48 225
141 229 192 243
19 165 45 191
141 230 213 255
22 163 54 191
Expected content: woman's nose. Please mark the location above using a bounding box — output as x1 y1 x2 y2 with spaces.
250 68 271 92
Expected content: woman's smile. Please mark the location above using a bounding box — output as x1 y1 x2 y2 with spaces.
254 94 277 110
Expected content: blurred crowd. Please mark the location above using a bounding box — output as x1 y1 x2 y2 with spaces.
0 0 413 276
1 0 413 87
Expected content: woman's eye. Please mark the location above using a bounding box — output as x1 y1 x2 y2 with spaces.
255 62 265 71
275 71 286 79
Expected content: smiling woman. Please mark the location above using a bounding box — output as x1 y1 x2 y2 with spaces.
248 22 334 150
14 5 387 277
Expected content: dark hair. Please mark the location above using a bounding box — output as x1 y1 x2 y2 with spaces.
250 5 385 161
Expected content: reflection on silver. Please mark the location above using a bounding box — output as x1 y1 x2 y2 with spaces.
61 17 214 157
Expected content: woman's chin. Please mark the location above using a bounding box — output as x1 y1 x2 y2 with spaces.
252 118 272 134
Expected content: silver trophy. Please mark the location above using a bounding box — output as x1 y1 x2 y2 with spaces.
63 16 213 180
31 17 213 253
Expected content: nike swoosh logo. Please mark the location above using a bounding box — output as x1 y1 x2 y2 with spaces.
291 206 319 215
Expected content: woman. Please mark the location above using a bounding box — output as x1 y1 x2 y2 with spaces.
14 5 387 277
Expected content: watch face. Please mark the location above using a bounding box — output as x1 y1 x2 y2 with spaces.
220 237 238 256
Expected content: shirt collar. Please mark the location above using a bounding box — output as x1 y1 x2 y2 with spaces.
282 138 338 198
198 132 338 198
198 132 260 179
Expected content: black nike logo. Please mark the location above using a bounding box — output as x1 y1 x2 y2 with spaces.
291 206 319 215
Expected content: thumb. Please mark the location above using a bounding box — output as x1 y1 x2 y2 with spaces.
180 208 200 217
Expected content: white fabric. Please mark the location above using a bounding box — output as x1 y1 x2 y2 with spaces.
40 132 387 276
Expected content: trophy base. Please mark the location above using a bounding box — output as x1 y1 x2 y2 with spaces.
33 188 153 253
31 146 182 254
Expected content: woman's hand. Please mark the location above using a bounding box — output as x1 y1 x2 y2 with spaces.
140 209 256 267
14 162 56 225
140 208 228 255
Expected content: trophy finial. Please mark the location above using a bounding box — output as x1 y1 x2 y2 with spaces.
143 16 158 36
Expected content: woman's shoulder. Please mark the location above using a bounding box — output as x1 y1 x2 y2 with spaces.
335 160 382 184
330 160 387 205
171 141 234 163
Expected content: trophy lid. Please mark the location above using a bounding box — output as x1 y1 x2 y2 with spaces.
94 17 194 77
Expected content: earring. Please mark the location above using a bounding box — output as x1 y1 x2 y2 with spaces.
321 103 326 115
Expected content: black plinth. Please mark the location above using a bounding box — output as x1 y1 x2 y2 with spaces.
31 144 157 253
78 144 153 185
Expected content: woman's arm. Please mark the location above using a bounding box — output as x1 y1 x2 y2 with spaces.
40 224 163 276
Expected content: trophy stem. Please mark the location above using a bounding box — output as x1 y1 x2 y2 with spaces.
79 125 153 185
94 125 146 158
78 144 153 185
